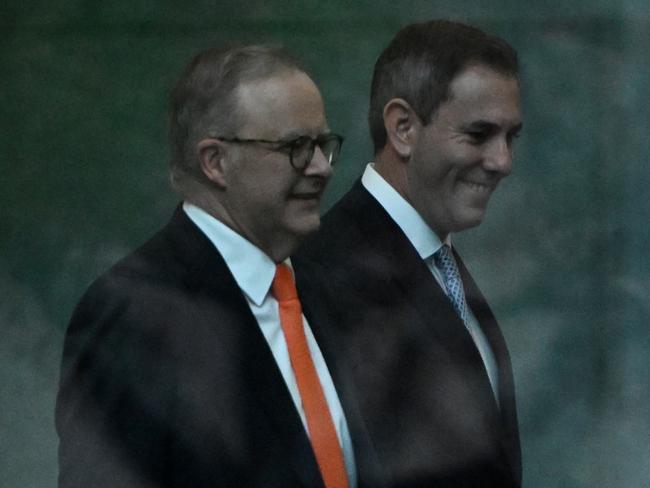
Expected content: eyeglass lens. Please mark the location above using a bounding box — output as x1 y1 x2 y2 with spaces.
291 136 341 168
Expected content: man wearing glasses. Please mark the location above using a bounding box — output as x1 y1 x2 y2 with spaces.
56 45 374 488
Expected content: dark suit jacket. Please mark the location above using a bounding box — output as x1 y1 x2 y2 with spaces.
295 181 521 488
56 207 381 488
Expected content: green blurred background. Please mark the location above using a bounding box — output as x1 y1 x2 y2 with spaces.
3 1 650 487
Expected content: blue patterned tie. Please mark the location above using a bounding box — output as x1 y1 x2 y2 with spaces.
433 244 468 325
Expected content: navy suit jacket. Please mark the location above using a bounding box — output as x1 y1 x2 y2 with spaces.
295 181 521 488
56 206 382 488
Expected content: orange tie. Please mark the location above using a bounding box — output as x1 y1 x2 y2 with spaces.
272 263 350 488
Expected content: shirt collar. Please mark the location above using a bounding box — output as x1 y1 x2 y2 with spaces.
183 202 277 306
361 163 450 259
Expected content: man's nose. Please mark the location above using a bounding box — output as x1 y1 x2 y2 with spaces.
304 145 333 179
483 136 513 175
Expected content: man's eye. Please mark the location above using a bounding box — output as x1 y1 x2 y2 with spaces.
466 131 489 143
293 136 313 147
285 136 312 154
507 132 521 144
275 138 302 153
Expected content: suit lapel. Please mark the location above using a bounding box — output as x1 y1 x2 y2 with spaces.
163 207 325 487
456 253 522 481
341 184 498 401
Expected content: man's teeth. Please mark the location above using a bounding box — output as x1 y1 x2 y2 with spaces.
464 181 490 192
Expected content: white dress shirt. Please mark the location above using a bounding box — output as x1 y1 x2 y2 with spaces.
361 164 500 401
183 202 357 487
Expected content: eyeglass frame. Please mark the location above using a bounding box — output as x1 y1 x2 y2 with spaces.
210 133 344 170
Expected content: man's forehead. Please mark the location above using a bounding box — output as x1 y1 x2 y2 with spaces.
448 65 519 101
234 71 327 138
441 64 521 125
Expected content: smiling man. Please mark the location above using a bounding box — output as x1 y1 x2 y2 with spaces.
55 45 376 488
296 20 523 487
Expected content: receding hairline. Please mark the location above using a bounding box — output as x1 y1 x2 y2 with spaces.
233 67 317 97
232 69 327 141
444 61 520 95
230 68 322 128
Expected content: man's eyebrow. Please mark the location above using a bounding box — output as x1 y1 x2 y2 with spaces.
462 120 523 133
278 131 304 140
459 121 497 133
278 129 331 141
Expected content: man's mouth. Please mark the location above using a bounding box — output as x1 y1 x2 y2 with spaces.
290 191 322 200
460 180 495 193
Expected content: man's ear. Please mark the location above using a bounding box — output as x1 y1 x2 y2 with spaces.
197 138 228 188
382 98 420 159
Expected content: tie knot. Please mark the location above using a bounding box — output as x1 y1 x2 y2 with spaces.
432 244 468 324
433 244 460 282
272 263 298 302
433 244 453 265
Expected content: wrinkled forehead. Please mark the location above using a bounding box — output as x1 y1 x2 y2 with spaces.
234 71 328 139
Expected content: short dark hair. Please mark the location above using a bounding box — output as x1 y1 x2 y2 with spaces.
368 19 519 153
169 45 304 196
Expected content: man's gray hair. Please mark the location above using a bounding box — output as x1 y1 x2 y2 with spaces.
168 45 304 197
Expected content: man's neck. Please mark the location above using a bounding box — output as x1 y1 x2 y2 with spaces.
184 196 297 263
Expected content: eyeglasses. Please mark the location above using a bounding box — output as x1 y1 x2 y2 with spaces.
214 133 344 170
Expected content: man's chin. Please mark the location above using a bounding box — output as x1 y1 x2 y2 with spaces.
286 210 322 238
295 219 321 237
453 209 487 233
